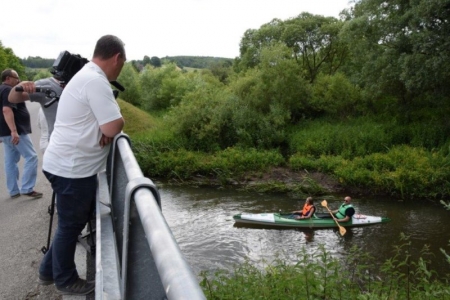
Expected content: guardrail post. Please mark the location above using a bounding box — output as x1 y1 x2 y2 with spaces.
121 177 160 299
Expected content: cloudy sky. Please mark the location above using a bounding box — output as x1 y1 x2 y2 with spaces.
1 0 351 61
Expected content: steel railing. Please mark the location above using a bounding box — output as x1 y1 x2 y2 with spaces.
95 133 206 300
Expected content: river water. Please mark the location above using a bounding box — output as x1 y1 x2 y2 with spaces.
158 183 450 277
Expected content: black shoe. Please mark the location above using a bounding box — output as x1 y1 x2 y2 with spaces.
38 274 54 285
56 278 95 295
22 191 43 199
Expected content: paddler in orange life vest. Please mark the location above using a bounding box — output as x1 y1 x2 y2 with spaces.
292 197 316 219
332 196 356 222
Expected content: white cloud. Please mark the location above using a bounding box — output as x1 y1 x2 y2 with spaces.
1 0 351 60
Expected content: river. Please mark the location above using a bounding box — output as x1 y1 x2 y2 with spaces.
158 183 450 278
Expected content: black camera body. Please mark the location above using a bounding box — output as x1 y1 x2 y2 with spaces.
51 51 88 84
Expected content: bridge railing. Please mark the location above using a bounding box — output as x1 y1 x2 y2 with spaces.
95 133 206 299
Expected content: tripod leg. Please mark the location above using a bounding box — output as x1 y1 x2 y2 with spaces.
41 191 56 254
87 217 96 255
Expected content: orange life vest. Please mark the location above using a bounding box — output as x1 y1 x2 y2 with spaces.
302 203 314 216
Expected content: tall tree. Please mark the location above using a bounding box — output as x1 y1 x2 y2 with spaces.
237 18 285 71
282 13 347 83
0 41 25 77
341 0 450 115
237 14 347 83
150 56 162 67
143 55 151 66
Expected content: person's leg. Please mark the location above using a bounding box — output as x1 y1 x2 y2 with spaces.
0 136 20 196
40 172 97 287
15 134 38 194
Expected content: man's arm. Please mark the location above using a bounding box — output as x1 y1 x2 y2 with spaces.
337 216 350 222
8 81 35 103
100 118 124 138
98 118 124 148
2 106 19 145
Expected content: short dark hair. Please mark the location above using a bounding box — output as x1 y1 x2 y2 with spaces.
93 35 125 60
1 69 15 82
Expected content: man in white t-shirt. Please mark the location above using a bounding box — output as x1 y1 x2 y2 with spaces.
16 35 126 296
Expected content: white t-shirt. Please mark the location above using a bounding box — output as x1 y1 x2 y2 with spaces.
43 62 122 178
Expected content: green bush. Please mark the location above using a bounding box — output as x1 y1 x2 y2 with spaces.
289 154 345 173
289 118 391 158
139 63 196 111
229 44 312 123
334 145 450 198
134 143 284 181
310 72 362 117
209 147 284 175
117 63 141 107
201 236 450 299
166 85 236 152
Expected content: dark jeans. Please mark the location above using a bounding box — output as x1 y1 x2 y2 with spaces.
39 171 96 287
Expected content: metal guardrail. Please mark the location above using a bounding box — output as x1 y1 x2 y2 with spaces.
95 133 206 299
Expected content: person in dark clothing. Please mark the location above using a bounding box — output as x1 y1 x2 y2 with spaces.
0 69 42 199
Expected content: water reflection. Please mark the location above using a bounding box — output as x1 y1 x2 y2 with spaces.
159 183 450 277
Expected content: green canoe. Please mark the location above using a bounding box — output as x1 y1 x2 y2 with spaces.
233 212 390 228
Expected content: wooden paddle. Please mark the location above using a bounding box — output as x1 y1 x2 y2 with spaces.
321 200 346 236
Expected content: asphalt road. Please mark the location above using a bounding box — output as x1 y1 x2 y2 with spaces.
0 102 62 299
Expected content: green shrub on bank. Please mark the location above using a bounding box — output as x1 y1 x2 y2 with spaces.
288 145 450 198
133 142 284 181
289 118 391 158
334 145 450 198
201 235 450 299
289 153 344 173
289 117 450 159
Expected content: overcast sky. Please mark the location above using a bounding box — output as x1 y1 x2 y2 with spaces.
1 0 351 61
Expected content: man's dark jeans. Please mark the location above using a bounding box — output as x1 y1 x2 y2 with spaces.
39 171 96 287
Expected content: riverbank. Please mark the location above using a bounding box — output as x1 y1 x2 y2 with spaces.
161 167 371 198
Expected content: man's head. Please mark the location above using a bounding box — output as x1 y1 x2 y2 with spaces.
92 35 126 81
306 197 313 205
344 196 351 204
1 69 20 86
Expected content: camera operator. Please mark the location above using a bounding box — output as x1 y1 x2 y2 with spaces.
8 52 88 139
9 75 63 153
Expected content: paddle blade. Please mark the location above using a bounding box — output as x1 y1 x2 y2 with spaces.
321 200 328 207
339 226 347 236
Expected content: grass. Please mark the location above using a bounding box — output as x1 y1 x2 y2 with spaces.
200 236 450 299
118 98 160 137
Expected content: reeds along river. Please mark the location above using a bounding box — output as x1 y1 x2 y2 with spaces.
158 183 450 278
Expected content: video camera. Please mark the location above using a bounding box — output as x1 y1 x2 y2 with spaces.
51 50 125 97
16 50 124 104
51 51 88 85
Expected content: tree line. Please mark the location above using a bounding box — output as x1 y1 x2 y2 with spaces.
18 53 233 72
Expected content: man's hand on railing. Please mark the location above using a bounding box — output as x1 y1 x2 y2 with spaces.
99 134 113 148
